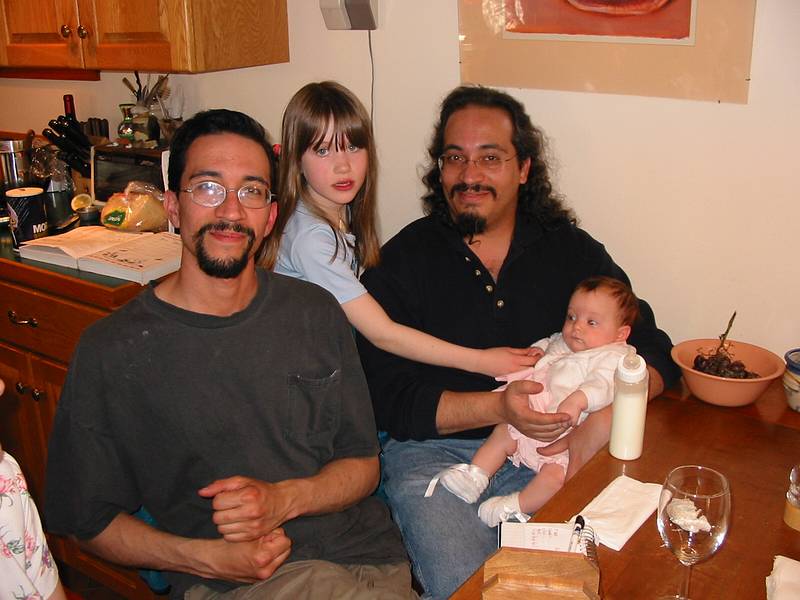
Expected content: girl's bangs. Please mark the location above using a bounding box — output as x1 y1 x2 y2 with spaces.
308 108 370 151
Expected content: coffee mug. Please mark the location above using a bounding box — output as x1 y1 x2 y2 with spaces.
785 349 800 412
4 186 48 247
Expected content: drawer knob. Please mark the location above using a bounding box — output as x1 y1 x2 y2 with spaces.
7 310 38 328
13 382 43 401
77 25 89 39
60 24 72 38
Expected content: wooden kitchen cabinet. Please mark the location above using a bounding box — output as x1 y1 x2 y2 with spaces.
0 0 288 72
0 341 64 505
0 256 159 599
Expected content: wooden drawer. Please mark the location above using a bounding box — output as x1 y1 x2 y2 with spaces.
0 280 108 363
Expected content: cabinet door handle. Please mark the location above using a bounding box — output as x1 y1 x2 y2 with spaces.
77 25 89 39
15 381 29 394
7 310 38 328
31 388 45 402
60 24 72 38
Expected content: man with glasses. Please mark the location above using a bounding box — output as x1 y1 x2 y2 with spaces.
356 86 679 598
45 109 414 599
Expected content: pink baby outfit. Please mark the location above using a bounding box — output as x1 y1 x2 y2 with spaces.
499 333 631 471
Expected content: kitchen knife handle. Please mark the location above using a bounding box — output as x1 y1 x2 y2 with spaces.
54 116 92 150
42 128 62 146
56 150 91 178
48 121 90 161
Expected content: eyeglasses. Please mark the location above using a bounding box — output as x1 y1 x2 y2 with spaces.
180 181 275 209
438 153 518 173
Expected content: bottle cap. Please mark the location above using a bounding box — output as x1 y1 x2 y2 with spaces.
617 349 647 383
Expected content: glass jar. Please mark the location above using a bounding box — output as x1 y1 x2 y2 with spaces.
130 103 159 143
117 103 136 142
785 464 800 531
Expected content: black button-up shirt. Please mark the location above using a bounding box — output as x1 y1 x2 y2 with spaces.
357 214 679 441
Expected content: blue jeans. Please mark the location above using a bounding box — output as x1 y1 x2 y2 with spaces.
381 437 534 599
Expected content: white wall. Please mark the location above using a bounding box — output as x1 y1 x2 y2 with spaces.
1 0 797 357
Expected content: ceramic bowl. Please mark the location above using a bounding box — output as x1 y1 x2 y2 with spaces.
671 339 785 407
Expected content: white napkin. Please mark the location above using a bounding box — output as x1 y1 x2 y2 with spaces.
766 556 800 600
576 474 661 551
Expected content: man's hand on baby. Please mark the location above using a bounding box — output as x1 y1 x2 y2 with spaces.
479 346 544 377
500 380 571 441
538 406 612 479
198 476 294 542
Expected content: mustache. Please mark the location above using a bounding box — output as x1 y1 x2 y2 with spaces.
194 221 256 243
449 183 497 199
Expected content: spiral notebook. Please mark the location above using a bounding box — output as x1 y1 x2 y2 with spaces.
498 521 599 566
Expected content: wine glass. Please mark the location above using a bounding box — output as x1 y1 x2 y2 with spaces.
656 465 731 599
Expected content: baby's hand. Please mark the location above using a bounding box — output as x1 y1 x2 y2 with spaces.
557 391 588 427
478 347 541 377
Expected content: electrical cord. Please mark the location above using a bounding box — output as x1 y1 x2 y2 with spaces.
368 29 375 124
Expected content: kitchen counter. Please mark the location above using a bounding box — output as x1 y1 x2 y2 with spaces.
0 245 142 309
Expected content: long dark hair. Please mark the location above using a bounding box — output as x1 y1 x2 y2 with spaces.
422 85 574 227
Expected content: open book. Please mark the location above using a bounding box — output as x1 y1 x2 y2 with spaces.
19 226 182 284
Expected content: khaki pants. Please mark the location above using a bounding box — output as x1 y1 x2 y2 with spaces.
185 560 418 600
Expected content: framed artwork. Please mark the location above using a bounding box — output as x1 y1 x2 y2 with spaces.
505 0 695 44
458 0 757 103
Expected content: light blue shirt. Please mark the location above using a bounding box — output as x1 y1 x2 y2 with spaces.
275 200 367 304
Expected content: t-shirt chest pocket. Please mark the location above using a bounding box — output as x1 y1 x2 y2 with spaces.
285 369 342 454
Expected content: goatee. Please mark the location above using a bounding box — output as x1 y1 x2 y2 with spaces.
194 222 255 279
449 183 494 243
453 212 487 243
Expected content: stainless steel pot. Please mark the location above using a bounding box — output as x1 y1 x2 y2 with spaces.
1 139 30 194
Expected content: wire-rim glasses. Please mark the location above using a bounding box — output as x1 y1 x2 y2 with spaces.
438 152 518 173
180 180 275 209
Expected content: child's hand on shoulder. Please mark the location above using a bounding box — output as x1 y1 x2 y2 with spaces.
479 346 543 378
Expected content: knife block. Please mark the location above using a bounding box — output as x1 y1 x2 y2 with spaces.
482 547 600 599
72 171 91 195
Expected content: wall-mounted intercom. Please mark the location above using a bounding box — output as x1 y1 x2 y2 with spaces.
320 0 378 30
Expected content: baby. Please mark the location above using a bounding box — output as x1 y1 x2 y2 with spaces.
433 276 640 526
1 378 67 600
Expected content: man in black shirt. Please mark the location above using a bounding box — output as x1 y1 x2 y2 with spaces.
357 86 679 599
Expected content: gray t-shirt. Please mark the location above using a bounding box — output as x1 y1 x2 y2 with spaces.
45 269 406 596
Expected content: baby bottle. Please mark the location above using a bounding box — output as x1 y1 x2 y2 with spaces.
609 349 649 460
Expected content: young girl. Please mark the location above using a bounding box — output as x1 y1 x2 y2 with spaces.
264 81 535 377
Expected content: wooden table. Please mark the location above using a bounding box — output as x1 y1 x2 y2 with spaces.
452 380 800 599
